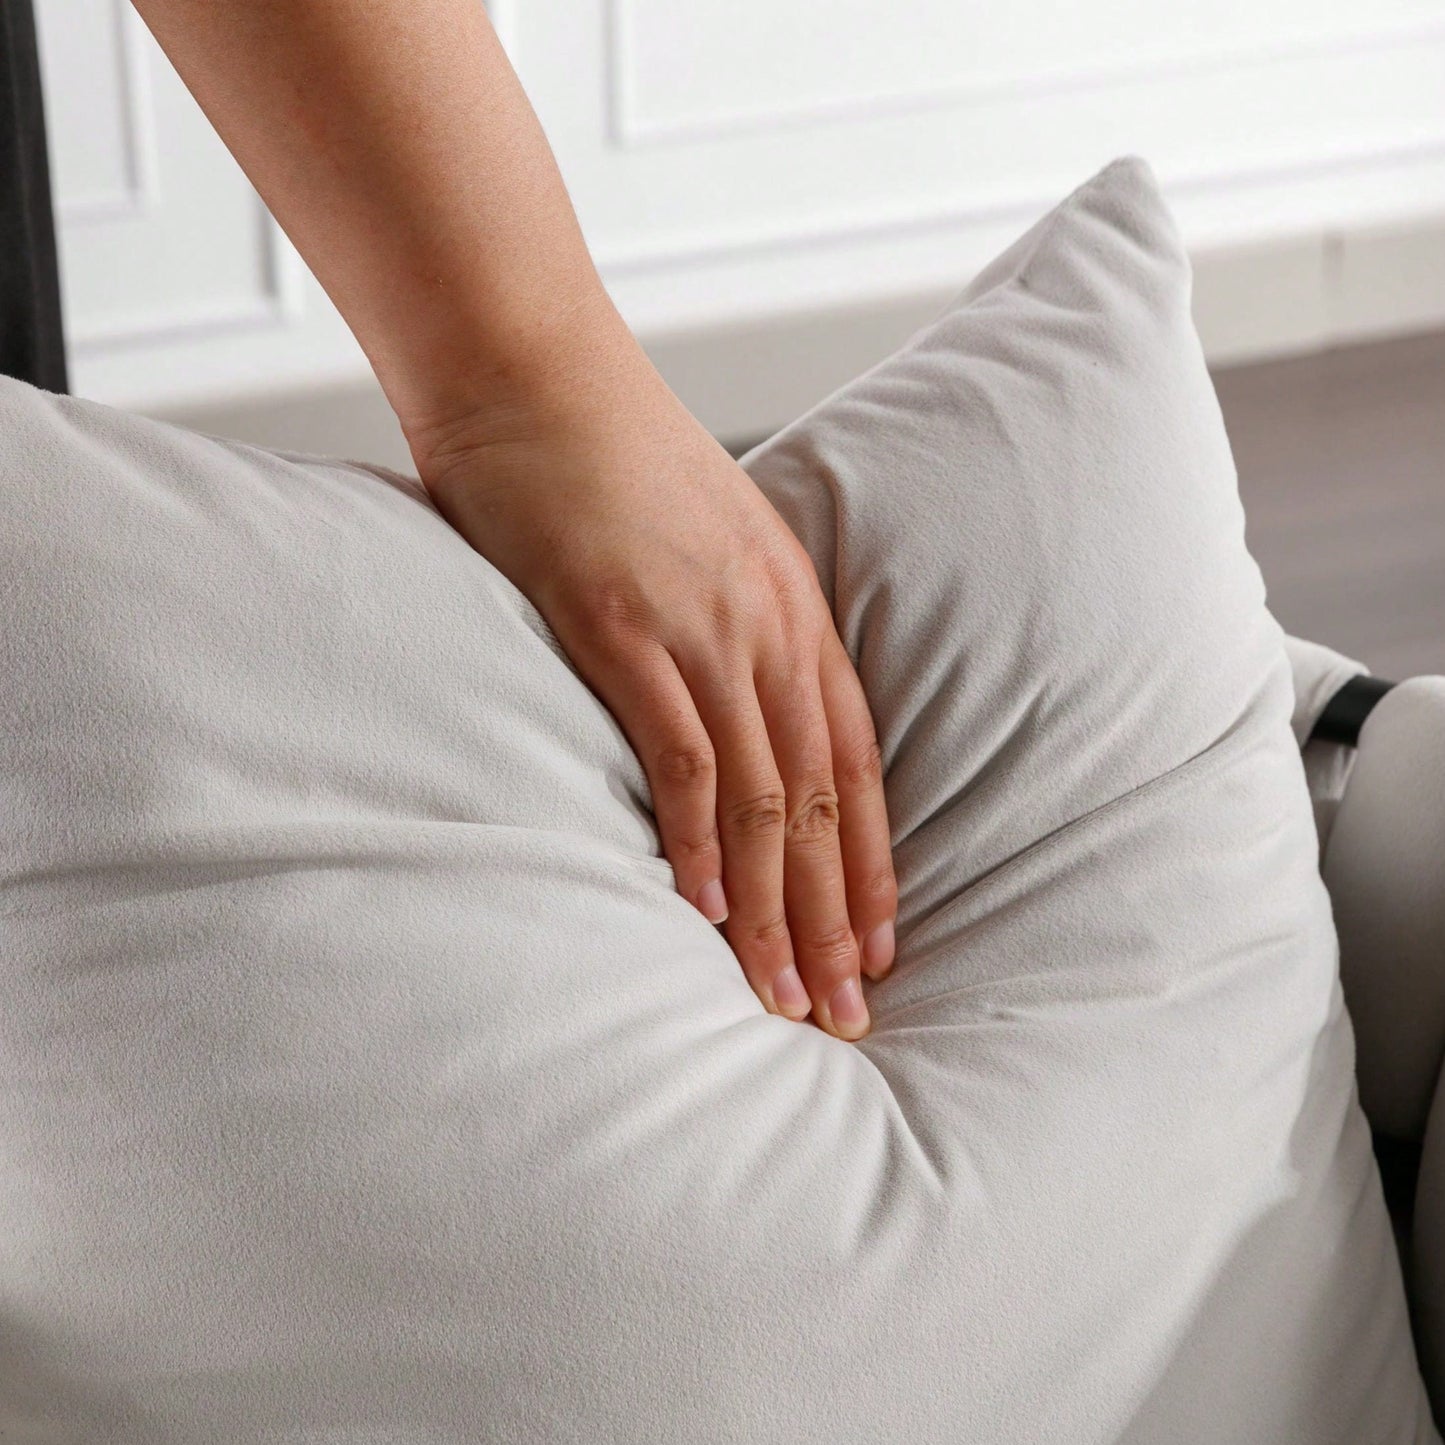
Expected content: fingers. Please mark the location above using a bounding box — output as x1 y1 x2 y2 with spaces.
575 602 893 1044
682 668 815 1025
819 630 898 981
576 637 727 924
754 659 871 1041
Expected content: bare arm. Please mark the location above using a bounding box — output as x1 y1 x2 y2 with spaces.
129 0 607 436
131 0 898 1040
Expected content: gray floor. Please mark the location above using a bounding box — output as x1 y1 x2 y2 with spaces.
1217 330 1445 681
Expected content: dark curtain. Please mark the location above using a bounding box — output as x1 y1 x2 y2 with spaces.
0 0 67 393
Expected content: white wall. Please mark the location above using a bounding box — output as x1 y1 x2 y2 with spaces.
37 0 1445 427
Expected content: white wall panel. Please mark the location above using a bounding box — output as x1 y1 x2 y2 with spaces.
517 0 1445 337
44 0 152 219
33 0 1445 414
615 0 1444 145
38 2 307 367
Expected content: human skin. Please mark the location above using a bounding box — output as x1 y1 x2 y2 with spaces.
129 0 897 1040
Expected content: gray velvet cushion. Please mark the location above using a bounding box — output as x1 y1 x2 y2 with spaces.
1 158 1434 1442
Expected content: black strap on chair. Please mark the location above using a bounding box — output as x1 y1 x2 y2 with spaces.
1308 674 1397 748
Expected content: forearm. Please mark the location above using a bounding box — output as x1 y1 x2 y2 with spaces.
131 0 630 449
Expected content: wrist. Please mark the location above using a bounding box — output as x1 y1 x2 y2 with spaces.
398 283 651 488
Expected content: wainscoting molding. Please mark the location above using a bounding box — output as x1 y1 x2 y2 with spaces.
151 218 1445 461
41 0 1445 415
52 0 158 223
608 5 1445 149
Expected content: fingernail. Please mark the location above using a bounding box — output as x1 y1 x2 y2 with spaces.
829 977 870 1040
861 920 895 980
696 879 728 924
772 965 811 1020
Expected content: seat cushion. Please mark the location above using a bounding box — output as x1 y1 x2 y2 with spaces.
1 157 1435 1443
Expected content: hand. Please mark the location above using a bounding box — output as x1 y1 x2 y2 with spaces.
131 0 899 1031
409 313 897 1041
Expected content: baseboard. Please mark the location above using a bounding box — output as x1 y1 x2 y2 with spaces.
154 216 1445 461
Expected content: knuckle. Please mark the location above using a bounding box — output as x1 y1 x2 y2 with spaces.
782 601 830 655
593 582 653 642
704 589 749 643
768 571 823 626
654 742 716 788
837 733 884 789
786 783 841 843
673 829 720 862
763 544 818 601
799 921 859 969
725 788 788 838
857 864 899 912
747 914 792 953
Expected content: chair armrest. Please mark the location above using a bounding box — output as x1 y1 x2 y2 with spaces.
1323 677 1445 1143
